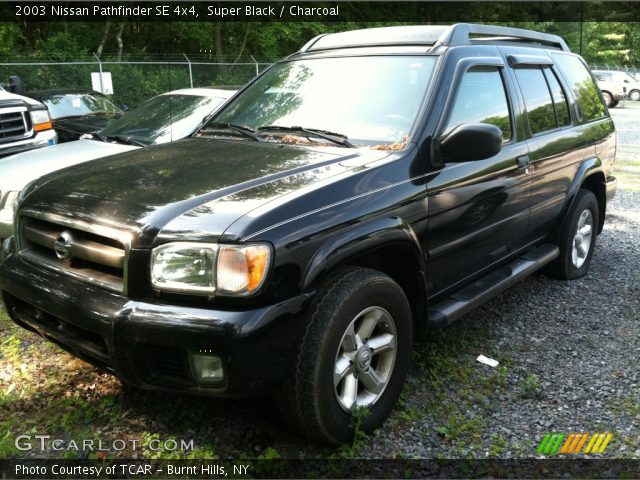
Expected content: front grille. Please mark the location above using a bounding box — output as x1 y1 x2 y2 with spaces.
0 107 30 143
18 213 128 292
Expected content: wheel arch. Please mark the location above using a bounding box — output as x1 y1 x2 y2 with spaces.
552 158 606 241
302 217 428 340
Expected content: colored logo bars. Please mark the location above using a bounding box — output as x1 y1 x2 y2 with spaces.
537 433 613 455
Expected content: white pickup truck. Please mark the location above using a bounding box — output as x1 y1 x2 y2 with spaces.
0 84 57 158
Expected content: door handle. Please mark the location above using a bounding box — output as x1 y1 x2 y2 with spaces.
516 155 530 169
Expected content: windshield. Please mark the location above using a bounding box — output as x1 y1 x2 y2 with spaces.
207 56 437 149
43 93 122 119
100 93 227 146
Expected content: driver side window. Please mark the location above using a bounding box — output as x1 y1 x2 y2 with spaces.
444 67 512 141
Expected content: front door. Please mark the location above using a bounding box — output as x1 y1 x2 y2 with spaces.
426 65 531 297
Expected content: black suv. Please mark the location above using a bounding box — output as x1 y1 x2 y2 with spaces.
0 24 617 444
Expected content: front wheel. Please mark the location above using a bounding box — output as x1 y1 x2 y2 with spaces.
276 267 412 445
629 90 640 101
546 189 599 280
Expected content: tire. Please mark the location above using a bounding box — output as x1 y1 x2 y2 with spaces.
546 189 599 280
629 90 640 102
602 91 614 107
276 267 412 445
610 100 619 108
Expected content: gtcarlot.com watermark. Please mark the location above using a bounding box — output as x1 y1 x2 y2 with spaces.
15 434 194 452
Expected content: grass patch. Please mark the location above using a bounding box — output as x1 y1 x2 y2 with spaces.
520 373 541 399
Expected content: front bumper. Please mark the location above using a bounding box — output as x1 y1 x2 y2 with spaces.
0 251 312 397
0 129 57 158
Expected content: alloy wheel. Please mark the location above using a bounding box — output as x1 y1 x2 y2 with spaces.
333 306 397 413
572 209 593 269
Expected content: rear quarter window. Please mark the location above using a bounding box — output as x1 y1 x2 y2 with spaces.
552 53 606 122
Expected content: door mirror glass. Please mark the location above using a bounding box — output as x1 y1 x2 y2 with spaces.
440 123 503 162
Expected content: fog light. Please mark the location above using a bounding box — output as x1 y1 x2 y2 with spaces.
189 351 224 383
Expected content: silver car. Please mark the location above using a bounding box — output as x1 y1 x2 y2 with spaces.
0 87 235 241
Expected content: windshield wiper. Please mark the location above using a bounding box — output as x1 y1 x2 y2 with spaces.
92 131 107 142
257 125 354 148
100 134 146 147
201 122 265 142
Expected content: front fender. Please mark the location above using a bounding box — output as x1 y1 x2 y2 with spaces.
302 216 425 290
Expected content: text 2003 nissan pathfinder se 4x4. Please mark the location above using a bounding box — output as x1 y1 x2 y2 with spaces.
0 24 617 444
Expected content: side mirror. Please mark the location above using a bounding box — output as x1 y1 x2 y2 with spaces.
440 123 503 162
8 75 22 94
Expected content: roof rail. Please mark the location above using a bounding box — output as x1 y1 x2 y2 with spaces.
436 23 570 52
299 26 449 53
298 24 570 54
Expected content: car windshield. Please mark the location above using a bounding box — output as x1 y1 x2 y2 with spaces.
206 56 437 149
100 93 228 147
42 93 122 119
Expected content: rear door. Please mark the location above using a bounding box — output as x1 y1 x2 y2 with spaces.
507 53 587 240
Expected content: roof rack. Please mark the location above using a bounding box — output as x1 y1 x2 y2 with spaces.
440 24 570 52
300 23 570 53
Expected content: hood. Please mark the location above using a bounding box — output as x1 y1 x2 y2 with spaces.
0 139 138 193
53 113 121 136
0 90 43 107
22 137 391 248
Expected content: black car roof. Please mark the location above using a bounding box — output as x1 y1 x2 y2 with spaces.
299 23 570 54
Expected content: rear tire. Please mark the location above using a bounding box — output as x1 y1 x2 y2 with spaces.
602 91 614 107
276 267 412 445
546 189 599 280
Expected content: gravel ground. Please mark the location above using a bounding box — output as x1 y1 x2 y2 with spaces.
0 104 638 461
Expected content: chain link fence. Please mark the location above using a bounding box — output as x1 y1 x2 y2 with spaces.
590 64 640 80
0 55 273 108
3 57 637 109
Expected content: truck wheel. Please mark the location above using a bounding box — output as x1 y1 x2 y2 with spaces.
277 267 412 445
602 91 613 107
547 189 599 280
629 90 640 101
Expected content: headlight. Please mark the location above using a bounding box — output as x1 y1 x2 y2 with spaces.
30 109 53 132
0 191 19 212
150 242 271 296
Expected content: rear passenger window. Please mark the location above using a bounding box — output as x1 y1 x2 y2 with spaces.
514 67 556 135
444 67 512 141
552 53 606 122
544 68 571 127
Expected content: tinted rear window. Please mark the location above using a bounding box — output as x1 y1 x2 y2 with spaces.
552 54 606 122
